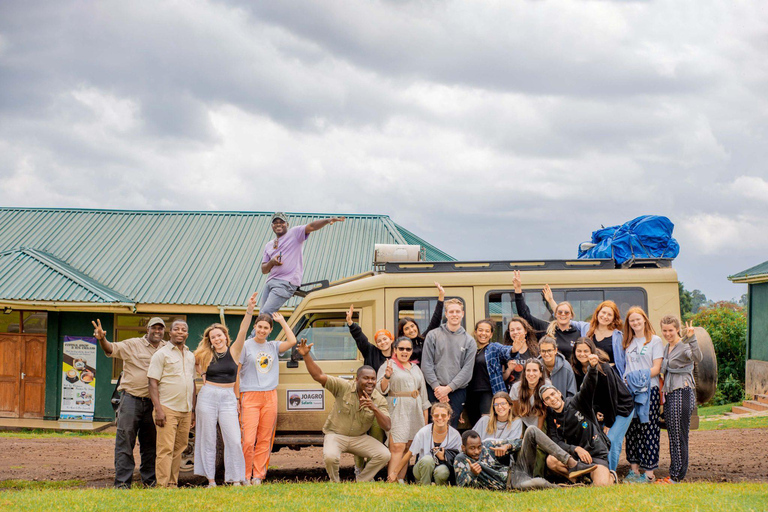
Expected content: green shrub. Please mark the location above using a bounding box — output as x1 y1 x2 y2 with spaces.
690 303 747 403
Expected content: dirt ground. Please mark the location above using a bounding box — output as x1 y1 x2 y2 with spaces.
1 428 766 487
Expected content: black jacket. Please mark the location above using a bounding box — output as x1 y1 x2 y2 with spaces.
574 362 634 428
349 323 389 371
546 365 611 460
515 293 580 359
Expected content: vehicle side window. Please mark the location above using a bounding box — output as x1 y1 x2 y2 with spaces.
395 297 466 334
283 312 359 361
486 288 647 343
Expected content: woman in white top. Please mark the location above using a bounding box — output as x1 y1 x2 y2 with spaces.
473 392 523 444
509 359 550 430
239 311 297 485
389 402 461 485
377 337 431 483
622 307 664 484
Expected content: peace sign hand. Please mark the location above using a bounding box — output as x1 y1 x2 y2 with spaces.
91 319 106 341
346 305 354 326
512 270 522 293
385 359 394 379
683 321 695 340
246 292 258 315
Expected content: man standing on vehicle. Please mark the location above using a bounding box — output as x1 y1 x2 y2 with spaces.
259 212 346 314
147 320 197 488
92 317 167 488
295 339 391 482
421 298 477 428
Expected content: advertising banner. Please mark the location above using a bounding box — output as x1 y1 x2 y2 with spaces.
60 336 98 421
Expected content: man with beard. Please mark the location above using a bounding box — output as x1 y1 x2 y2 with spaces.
296 339 391 482
147 320 197 488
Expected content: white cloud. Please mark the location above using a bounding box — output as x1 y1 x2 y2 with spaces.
730 176 768 202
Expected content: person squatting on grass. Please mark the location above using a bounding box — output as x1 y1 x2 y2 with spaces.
239 311 298 485
192 293 257 487
542 353 615 487
658 317 702 484
569 337 634 472
297 339 392 482
147 320 196 488
391 403 461 485
454 428 597 491
421 298 477 428
92 316 167 488
622 307 664 483
377 337 431 483
397 282 446 365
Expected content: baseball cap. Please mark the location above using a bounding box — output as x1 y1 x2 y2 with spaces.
271 212 289 223
147 317 166 328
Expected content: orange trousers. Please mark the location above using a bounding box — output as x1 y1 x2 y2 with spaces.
240 390 278 480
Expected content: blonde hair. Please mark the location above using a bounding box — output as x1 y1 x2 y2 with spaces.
194 323 232 374
444 298 464 311
431 402 453 417
545 301 575 338
660 315 681 330
622 307 656 350
487 392 516 435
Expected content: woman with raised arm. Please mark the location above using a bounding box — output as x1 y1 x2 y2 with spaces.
193 292 257 487
569 300 626 377
509 359 549 430
238 310 298 485
377 337 431 483
622 307 664 483
397 282 446 364
512 270 580 360
500 316 539 389
658 317 702 484
570 337 634 472
347 304 394 371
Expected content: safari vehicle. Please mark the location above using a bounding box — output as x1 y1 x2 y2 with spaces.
269 256 718 450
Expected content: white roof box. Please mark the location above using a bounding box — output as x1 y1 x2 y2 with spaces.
373 244 423 264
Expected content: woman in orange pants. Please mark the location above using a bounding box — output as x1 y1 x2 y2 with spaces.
239 312 297 485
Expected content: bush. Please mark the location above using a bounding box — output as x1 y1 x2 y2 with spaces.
690 303 747 403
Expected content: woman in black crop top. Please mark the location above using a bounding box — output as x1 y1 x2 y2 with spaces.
192 292 257 487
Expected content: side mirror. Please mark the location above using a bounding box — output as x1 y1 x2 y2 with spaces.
286 346 302 368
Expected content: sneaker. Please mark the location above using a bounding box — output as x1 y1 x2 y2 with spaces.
624 470 642 483
251 478 262 486
242 480 251 486
230 482 241 487
609 470 618 484
207 482 217 488
568 461 597 479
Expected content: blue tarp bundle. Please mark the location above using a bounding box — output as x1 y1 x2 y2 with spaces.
578 215 680 264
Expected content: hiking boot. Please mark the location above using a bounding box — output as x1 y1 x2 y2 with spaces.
568 461 597 479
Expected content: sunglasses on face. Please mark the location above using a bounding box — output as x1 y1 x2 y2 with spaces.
396 347 413 352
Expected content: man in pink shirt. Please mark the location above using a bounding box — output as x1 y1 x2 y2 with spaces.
259 212 345 314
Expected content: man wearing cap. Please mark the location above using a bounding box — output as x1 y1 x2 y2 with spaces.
259 212 346 314
148 319 196 488
92 316 168 488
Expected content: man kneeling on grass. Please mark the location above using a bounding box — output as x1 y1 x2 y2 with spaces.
296 339 391 482
541 353 615 486
454 428 596 491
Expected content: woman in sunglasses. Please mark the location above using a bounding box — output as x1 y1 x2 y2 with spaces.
378 337 431 483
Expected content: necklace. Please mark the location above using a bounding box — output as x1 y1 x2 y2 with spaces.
214 349 227 360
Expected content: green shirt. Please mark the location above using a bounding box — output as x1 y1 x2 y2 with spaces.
322 376 389 436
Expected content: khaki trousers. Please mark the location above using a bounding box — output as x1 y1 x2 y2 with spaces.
154 405 192 488
323 433 390 482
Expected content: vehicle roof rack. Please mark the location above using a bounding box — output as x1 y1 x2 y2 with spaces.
383 258 672 273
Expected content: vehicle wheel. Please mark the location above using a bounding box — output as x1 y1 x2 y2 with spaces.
693 327 718 405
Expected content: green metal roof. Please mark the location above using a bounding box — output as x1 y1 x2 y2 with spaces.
728 259 768 284
0 208 455 307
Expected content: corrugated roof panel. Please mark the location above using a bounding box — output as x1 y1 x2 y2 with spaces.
0 208 454 306
729 259 768 282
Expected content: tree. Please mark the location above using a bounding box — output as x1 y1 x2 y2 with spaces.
679 282 693 318
690 289 709 313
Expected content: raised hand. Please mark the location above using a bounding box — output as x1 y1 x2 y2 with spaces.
330 216 346 224
435 282 445 301
542 284 554 304
684 321 695 339
246 292 258 314
385 359 394 379
587 353 600 368
512 270 522 293
91 319 106 341
296 338 313 357
272 312 287 325
346 305 354 326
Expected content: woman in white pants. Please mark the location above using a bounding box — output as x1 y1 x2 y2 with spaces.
192 292 256 486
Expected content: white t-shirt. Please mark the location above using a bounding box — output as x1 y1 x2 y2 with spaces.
509 379 550 427
239 339 283 392
624 335 664 389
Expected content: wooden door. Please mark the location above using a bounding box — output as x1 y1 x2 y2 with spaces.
0 335 21 417
20 335 47 418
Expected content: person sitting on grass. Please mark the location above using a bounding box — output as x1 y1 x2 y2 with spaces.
296 339 391 482
541 353 615 487
454 428 596 491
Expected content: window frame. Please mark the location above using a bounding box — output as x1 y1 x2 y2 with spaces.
393 296 467 333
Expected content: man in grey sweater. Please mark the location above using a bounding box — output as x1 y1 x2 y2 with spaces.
422 299 477 428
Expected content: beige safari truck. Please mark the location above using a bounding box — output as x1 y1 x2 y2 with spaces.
270 256 718 451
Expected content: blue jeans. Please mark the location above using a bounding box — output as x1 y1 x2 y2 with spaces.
607 410 634 471
427 386 467 429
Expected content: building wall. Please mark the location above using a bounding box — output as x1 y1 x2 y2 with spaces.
746 282 768 397
44 311 261 421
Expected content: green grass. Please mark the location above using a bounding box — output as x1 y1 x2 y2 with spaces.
698 415 768 431
698 403 742 417
0 429 113 439
0 482 766 511
0 480 85 491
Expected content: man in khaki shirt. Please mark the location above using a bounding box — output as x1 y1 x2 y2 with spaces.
296 340 390 482
148 320 196 488
92 316 167 488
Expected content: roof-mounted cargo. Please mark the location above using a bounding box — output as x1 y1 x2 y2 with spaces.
383 258 672 273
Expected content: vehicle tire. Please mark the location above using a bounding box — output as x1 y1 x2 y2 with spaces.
692 327 718 405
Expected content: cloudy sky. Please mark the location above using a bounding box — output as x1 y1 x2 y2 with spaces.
1 0 766 300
